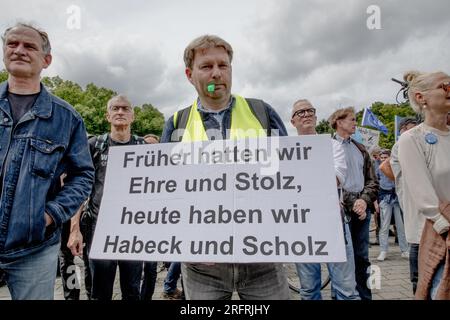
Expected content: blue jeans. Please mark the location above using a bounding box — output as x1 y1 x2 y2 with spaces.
164 262 181 294
141 261 157 300
409 243 419 294
90 258 143 300
349 209 372 300
0 241 59 300
379 198 408 253
295 223 360 300
181 263 289 300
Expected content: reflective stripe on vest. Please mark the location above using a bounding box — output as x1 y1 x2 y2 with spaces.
177 95 266 142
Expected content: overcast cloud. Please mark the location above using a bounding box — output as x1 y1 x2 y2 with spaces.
1 0 449 134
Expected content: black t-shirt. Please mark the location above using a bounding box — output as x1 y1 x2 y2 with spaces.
7 92 40 126
86 134 145 220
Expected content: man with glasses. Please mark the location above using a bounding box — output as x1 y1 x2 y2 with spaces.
291 99 359 300
328 107 379 300
81 95 145 300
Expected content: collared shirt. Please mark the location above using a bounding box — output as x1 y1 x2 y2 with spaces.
197 96 235 136
334 133 364 193
331 138 347 186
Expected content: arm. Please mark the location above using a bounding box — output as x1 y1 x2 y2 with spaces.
67 203 85 256
160 115 176 143
264 102 288 137
398 133 450 234
359 150 379 209
45 117 95 228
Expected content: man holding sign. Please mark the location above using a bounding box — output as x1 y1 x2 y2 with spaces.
161 35 289 300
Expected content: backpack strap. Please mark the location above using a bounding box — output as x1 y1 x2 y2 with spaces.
171 105 192 142
93 133 109 161
174 106 191 130
245 98 270 136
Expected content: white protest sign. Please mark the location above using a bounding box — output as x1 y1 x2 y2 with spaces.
89 135 346 263
352 126 380 150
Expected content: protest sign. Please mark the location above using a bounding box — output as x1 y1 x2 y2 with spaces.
352 126 380 150
89 135 346 263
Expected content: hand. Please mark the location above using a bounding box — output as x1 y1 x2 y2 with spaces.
440 201 450 221
67 229 84 257
45 213 54 226
353 199 367 220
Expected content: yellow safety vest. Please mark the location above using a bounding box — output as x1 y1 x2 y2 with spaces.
174 95 266 142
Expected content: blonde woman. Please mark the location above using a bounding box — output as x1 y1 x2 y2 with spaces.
398 70 450 299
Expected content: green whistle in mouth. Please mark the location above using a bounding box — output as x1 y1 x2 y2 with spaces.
207 84 215 92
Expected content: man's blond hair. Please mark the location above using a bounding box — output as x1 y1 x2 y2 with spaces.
328 107 355 130
183 35 233 69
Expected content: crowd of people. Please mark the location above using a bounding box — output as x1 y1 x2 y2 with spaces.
0 22 449 300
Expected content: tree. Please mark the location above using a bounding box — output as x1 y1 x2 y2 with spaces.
132 103 165 137
315 119 333 134
0 69 7 82
357 102 416 149
40 76 165 136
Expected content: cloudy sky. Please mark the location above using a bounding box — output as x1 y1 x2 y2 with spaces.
1 0 449 134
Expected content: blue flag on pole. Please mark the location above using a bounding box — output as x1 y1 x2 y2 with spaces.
394 115 404 141
361 107 388 134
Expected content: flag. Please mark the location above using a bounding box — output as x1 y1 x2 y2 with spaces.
361 107 388 134
394 115 404 141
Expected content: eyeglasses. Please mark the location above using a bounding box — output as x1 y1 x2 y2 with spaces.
292 108 316 118
110 105 133 113
438 82 450 93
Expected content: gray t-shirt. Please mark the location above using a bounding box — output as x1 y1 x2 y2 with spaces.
8 92 39 126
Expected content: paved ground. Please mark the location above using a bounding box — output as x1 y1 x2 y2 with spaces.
0 222 413 300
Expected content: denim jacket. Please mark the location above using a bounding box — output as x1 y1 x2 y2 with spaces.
0 81 94 259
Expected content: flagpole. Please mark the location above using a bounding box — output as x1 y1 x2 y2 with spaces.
361 107 367 126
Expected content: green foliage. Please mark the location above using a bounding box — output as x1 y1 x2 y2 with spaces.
40 76 165 136
132 103 165 137
315 119 333 134
0 69 8 82
356 102 416 149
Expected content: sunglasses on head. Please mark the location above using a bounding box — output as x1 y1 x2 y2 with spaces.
439 82 450 93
